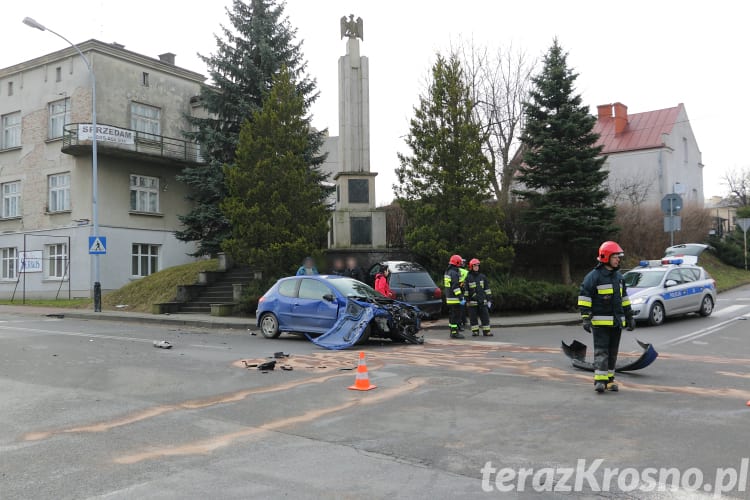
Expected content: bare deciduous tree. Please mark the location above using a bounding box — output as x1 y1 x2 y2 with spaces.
723 168 750 207
606 174 656 207
456 40 536 206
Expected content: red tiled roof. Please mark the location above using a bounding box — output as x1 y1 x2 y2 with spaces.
594 104 682 154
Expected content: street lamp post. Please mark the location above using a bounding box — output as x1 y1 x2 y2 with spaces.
23 17 101 311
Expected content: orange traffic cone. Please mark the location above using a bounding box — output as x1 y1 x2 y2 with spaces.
746 400 750 407
348 351 377 391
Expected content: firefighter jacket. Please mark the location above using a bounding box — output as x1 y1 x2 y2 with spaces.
466 271 492 306
578 264 632 328
443 265 463 305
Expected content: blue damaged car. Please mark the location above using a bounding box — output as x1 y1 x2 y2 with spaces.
623 259 717 326
256 275 423 349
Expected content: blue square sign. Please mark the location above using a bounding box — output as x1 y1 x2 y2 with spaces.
88 236 107 255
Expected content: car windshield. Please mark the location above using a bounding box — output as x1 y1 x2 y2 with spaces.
624 270 666 288
329 277 384 300
391 272 436 288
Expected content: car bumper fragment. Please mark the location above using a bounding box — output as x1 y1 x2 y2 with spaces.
561 339 658 372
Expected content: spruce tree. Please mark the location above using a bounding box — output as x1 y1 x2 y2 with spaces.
395 54 513 273
178 0 322 256
221 67 331 280
515 39 615 284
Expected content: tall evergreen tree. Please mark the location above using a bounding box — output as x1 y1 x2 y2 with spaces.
221 67 331 280
178 0 322 256
515 39 615 284
395 54 513 273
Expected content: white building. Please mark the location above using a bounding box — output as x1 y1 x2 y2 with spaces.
593 102 704 206
0 40 205 299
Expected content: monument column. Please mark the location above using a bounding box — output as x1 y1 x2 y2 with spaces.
330 15 386 249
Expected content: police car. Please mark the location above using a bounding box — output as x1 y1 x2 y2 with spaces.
623 258 717 326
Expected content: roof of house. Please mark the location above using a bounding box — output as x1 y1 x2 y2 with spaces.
594 103 683 154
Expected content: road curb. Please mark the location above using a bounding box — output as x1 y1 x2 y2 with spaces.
43 311 256 331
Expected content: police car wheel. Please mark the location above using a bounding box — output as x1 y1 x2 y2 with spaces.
698 295 714 317
648 302 665 326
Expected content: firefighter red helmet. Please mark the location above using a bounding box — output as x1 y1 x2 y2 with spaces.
597 241 625 263
449 254 463 267
469 258 480 267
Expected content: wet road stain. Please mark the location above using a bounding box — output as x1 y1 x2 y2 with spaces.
114 378 428 464
22 372 349 442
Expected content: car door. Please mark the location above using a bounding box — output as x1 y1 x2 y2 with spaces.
291 278 339 333
678 267 702 311
662 269 690 314
275 279 299 329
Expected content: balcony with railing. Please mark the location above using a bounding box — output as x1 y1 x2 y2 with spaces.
61 123 205 165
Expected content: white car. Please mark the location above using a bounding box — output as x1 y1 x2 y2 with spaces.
623 259 717 326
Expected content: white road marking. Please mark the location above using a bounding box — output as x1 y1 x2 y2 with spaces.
712 304 748 317
665 313 750 346
0 324 232 350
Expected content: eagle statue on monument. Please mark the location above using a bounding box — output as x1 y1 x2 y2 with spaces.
340 14 363 40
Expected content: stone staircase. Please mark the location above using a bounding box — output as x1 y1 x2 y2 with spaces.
178 267 253 314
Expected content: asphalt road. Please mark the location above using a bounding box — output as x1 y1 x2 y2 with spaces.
1 285 749 499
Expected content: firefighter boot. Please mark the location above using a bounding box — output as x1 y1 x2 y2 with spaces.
482 327 493 337
594 382 606 393
450 327 465 339
607 377 619 392
471 326 479 337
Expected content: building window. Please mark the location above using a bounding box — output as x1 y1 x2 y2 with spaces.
683 137 688 164
7 82 13 96
2 181 21 218
1 112 21 149
46 243 68 279
142 72 149 87
48 173 71 212
348 179 369 204
130 102 160 139
132 244 160 277
350 216 372 245
48 98 70 139
1 247 17 280
130 174 159 213
55 67 62 82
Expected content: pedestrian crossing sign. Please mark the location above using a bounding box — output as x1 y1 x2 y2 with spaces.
88 236 107 255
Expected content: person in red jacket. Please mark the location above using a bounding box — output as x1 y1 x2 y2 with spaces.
374 265 396 299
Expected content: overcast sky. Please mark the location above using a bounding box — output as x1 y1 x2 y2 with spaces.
3 1 747 205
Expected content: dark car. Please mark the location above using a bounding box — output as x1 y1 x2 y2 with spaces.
368 261 442 318
256 275 422 345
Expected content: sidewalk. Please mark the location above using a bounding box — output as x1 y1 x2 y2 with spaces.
0 304 580 331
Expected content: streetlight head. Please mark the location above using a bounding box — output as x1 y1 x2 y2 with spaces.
22 17 46 31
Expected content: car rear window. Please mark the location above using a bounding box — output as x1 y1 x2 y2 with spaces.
391 272 436 288
624 270 665 288
278 280 297 297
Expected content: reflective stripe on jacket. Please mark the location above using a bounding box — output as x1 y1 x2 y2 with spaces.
578 264 631 328
444 265 463 304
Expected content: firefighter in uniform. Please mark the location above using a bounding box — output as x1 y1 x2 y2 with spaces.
578 241 636 393
458 258 469 330
444 254 465 339
466 258 493 337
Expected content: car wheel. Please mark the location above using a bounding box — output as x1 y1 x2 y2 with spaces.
648 302 665 326
699 295 714 317
355 324 372 345
259 313 281 339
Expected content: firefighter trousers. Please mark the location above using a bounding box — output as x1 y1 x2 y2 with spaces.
468 304 491 334
592 326 622 383
448 303 462 334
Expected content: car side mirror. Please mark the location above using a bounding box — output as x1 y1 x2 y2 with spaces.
323 293 335 302
665 279 678 288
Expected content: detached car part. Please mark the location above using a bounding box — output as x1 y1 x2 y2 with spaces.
561 339 658 372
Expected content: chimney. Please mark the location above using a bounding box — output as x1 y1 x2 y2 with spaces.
613 102 628 135
597 104 612 120
158 52 176 65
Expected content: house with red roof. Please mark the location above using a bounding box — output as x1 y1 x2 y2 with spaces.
593 102 704 206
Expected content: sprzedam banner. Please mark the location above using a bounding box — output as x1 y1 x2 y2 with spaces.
480 459 749 497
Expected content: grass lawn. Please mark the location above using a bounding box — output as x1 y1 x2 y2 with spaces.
700 251 750 292
102 259 219 312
